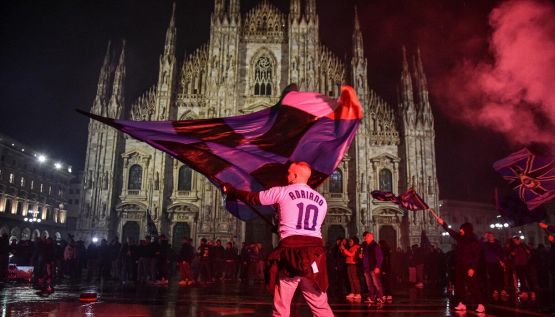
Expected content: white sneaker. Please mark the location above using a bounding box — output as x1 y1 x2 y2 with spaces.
475 304 485 313
345 293 355 299
454 302 466 311
364 297 374 304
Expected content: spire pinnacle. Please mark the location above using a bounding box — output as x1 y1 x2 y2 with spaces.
170 2 176 27
402 45 409 73
354 6 360 31
163 3 177 57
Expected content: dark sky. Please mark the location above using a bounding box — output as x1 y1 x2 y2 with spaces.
0 0 514 202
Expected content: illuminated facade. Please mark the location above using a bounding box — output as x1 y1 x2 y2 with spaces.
78 1 440 249
0 133 71 242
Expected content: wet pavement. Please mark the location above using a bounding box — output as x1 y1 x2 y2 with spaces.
1 280 554 317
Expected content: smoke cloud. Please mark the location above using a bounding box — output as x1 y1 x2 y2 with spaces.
434 0 555 148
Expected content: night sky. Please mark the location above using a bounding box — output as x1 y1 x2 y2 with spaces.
1 0 522 203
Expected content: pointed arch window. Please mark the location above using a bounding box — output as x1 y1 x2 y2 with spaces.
379 168 393 192
177 165 192 191
254 56 272 96
329 170 343 193
128 164 143 190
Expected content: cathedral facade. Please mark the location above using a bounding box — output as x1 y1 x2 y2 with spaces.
77 0 441 249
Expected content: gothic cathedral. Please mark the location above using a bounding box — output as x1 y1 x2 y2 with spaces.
78 0 441 249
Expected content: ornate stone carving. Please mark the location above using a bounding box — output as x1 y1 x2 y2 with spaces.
130 86 156 121
242 1 286 43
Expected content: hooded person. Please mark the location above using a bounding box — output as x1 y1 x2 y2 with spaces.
435 218 485 314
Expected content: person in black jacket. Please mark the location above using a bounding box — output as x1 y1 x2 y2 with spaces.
178 238 195 285
435 216 485 314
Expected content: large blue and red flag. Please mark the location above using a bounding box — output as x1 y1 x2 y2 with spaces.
371 188 429 211
79 85 362 221
493 148 555 211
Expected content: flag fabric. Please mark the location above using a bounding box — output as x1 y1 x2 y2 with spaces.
399 188 429 211
496 192 546 227
369 190 399 203
371 188 429 211
493 148 555 211
79 85 362 221
146 210 159 238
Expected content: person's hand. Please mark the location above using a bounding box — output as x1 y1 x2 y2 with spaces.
222 183 232 194
437 217 444 225
222 183 236 199
538 222 548 230
467 268 475 277
374 267 380 274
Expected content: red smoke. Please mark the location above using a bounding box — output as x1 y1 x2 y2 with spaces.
435 0 555 147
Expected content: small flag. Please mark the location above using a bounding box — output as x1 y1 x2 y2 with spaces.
371 188 429 211
494 148 555 211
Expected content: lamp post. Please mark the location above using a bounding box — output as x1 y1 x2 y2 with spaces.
24 209 41 223
489 215 511 239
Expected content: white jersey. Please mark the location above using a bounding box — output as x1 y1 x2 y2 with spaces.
259 183 327 240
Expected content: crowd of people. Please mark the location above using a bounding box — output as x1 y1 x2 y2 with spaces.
1 223 555 311
327 223 555 313
0 233 271 293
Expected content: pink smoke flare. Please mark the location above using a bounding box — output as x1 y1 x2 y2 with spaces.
434 0 555 147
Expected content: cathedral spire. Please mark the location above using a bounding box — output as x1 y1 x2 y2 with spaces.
91 41 112 115
400 46 415 110
352 6 364 61
351 6 367 104
163 2 177 58
305 0 317 23
229 0 240 23
414 48 433 128
214 0 225 19
155 3 177 120
290 0 301 23
108 40 126 119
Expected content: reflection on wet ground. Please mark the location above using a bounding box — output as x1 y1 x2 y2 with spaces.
1 281 553 316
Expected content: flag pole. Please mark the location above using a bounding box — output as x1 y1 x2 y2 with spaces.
428 208 441 223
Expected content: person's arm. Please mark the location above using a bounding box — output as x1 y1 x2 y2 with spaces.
439 220 459 240
341 245 358 257
223 184 261 205
539 222 555 234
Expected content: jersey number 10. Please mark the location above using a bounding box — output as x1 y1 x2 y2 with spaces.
296 203 319 231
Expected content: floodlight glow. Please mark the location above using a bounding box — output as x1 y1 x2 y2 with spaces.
490 224 495 229
503 223 509 227
54 162 62 169
24 218 28 222
520 235 525 239
37 155 47 163
37 219 41 223
92 237 99 243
